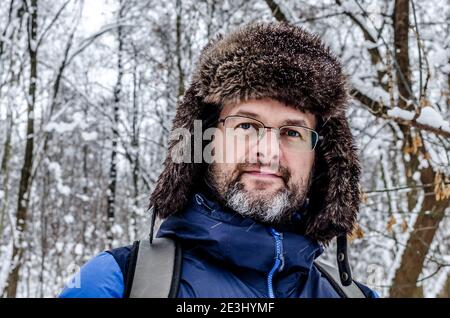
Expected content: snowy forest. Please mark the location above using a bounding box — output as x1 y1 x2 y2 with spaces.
0 0 449 298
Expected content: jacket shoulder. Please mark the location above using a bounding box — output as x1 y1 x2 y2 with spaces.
59 246 132 298
106 244 133 278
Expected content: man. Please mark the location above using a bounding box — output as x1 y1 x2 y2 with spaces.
60 22 379 298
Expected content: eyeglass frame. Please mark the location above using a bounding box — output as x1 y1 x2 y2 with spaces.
217 115 322 152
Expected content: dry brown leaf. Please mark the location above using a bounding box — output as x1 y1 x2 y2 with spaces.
411 133 422 154
360 190 368 204
401 217 408 233
348 224 365 241
434 171 450 201
387 215 397 233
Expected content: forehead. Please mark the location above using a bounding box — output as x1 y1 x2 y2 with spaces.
220 98 316 129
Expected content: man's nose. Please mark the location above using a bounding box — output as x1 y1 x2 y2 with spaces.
255 128 280 167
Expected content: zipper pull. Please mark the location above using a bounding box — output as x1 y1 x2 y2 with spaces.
269 227 283 238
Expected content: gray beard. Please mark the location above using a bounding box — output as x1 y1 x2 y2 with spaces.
205 163 311 226
225 182 296 225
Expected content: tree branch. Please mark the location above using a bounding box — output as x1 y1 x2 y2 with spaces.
264 0 288 22
351 88 450 139
36 0 71 50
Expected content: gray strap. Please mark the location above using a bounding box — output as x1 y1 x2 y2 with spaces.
314 260 366 298
129 238 176 298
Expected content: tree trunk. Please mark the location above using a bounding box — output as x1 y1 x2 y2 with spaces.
0 107 13 242
6 0 38 298
393 0 412 110
438 274 450 298
390 167 450 297
106 1 124 248
38 169 49 298
265 0 288 23
81 108 89 249
131 45 140 241
176 0 184 99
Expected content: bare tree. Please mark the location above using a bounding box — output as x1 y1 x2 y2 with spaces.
106 0 125 248
0 106 13 242
7 0 38 298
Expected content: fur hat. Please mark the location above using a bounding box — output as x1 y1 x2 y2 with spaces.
149 22 361 244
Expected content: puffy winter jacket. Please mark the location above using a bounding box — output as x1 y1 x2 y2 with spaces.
59 192 379 298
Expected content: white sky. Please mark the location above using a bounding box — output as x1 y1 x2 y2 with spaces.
79 0 117 92
81 0 111 33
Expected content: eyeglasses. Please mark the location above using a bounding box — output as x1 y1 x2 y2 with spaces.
218 115 320 152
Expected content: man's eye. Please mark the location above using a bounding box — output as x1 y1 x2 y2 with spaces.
284 129 301 138
237 123 254 130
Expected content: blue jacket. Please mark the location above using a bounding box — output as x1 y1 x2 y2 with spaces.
60 192 379 298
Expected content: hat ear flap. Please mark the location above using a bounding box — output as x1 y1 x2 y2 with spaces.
149 85 204 218
305 115 361 244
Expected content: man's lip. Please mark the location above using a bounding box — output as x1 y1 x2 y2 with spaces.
243 170 282 178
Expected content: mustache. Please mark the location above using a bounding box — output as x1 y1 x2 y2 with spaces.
233 163 291 184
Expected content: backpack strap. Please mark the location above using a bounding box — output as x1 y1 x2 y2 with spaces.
124 238 182 298
314 260 366 298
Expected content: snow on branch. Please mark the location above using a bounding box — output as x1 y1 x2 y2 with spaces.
352 88 450 139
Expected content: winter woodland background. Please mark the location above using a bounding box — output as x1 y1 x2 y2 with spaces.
0 0 449 298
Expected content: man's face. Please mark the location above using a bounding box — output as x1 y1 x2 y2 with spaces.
206 97 317 226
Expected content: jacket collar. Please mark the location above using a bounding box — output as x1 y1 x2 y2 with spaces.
157 192 324 275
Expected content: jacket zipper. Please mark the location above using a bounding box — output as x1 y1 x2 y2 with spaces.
267 227 284 298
